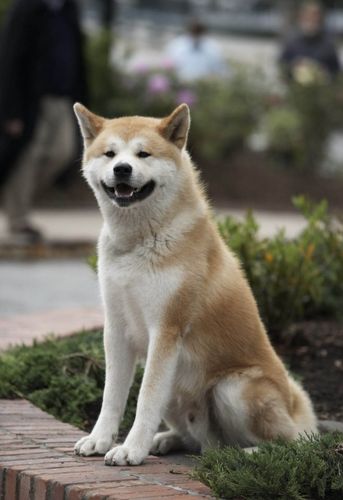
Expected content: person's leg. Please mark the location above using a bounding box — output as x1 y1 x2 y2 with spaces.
3 97 77 241
2 100 51 240
37 97 77 189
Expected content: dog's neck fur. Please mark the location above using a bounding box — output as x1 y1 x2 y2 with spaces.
97 155 207 257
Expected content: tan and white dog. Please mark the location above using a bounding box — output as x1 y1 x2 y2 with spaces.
73 103 317 466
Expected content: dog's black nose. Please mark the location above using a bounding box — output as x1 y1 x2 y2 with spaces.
113 163 132 179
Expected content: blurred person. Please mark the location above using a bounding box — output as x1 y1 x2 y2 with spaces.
0 0 87 243
279 1 340 82
165 20 226 82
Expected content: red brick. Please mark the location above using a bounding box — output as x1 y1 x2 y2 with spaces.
84 494 107 500
66 481 142 500
48 481 65 500
53 447 75 454
39 435 84 442
19 473 32 500
0 457 75 469
5 468 18 500
119 464 187 474
0 445 38 451
0 467 5 498
0 438 22 445
152 496 207 500
26 465 98 477
0 452 60 462
104 484 184 499
0 401 215 500
0 448 49 457
137 473 193 485
176 481 213 495
38 469 126 486
34 476 48 500
107 491 181 499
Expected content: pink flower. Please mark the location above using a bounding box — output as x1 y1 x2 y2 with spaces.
147 74 170 94
176 89 197 107
132 61 150 74
160 58 175 70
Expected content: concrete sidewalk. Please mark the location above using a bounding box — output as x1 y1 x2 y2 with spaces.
0 207 307 242
0 209 102 244
0 207 307 351
0 259 102 350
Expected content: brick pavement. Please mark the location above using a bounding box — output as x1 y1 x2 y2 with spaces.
0 400 213 500
0 308 103 351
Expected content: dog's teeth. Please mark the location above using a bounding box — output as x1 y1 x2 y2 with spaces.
115 189 135 198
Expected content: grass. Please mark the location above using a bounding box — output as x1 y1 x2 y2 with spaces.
0 330 142 433
193 433 343 499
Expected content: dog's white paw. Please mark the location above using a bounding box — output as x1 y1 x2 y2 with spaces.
74 434 114 456
150 431 182 455
104 444 146 466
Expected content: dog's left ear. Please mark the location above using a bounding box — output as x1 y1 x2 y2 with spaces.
159 104 190 149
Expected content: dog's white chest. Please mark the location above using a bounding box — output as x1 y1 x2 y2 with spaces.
101 249 184 355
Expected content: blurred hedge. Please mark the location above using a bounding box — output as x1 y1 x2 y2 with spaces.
85 30 343 174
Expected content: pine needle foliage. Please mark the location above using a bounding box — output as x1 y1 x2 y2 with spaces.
0 330 143 433
193 433 343 499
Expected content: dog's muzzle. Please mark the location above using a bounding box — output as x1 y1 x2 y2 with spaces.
101 162 156 207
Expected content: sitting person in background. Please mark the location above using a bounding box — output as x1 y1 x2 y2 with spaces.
279 1 340 83
165 20 227 82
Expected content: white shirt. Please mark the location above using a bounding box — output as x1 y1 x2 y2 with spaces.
166 35 226 81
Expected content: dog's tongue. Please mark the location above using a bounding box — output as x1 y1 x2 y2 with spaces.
115 183 134 198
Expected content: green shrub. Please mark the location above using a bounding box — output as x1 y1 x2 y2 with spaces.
261 80 343 172
219 196 343 336
0 331 142 433
85 30 122 117
262 106 304 168
191 70 264 160
193 432 343 499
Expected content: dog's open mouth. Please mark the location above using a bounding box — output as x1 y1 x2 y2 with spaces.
101 180 156 207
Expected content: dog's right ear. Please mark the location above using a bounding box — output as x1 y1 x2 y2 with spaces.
159 104 190 149
73 103 104 146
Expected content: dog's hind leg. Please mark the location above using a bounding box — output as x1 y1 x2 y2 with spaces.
212 374 305 447
151 397 201 455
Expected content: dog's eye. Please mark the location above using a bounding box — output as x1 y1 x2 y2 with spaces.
137 151 151 158
104 151 115 158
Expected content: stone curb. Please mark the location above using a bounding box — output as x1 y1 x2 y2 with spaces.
0 400 213 500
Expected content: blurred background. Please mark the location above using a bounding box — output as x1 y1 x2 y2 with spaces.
1 0 343 222
0 0 343 345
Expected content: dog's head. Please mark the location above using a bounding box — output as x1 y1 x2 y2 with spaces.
74 104 190 209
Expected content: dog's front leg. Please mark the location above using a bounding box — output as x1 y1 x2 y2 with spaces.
75 316 136 456
105 327 180 466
